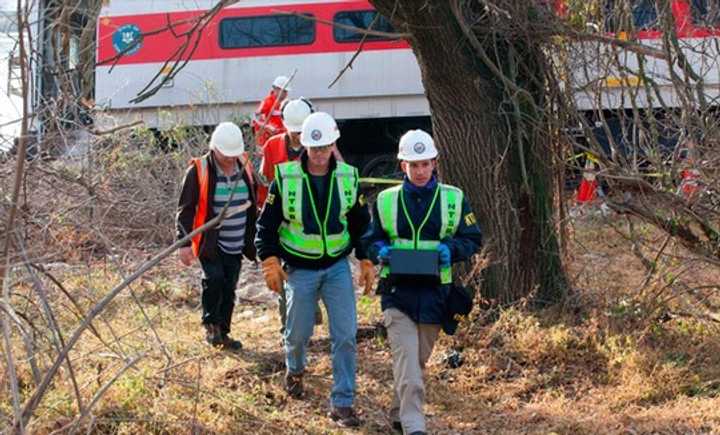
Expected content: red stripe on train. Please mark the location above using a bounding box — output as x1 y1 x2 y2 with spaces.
96 0 720 66
96 0 409 66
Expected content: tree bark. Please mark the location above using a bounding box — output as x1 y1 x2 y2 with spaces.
370 0 567 304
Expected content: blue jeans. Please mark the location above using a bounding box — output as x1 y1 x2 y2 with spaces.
284 257 357 408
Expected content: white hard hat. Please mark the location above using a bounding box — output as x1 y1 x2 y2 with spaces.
210 122 245 157
300 112 340 147
272 75 291 91
281 97 314 132
397 129 438 161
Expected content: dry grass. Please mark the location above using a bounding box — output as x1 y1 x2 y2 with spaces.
0 206 720 434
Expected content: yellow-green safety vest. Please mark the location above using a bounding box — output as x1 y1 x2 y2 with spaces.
377 183 463 284
276 161 358 259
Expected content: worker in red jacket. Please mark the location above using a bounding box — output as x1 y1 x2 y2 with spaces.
258 97 314 207
252 76 290 146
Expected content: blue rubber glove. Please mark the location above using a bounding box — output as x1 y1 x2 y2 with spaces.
378 245 392 263
437 243 451 266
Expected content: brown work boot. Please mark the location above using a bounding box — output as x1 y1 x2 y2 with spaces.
203 323 222 346
218 333 243 351
285 371 304 399
328 406 361 428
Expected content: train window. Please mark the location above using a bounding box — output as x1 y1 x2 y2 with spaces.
219 14 315 49
691 0 720 26
604 0 658 32
632 0 658 29
333 10 395 42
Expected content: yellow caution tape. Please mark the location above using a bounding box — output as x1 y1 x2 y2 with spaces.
603 75 643 88
585 152 599 164
359 177 403 185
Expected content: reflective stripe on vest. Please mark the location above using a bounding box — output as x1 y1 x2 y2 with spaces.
191 156 210 257
276 161 358 259
377 183 463 284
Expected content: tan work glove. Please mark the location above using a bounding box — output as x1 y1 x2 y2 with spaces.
357 259 377 295
262 256 287 293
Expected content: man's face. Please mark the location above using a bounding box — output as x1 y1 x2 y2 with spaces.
401 159 436 186
273 87 288 101
213 149 239 167
306 144 334 169
288 131 302 148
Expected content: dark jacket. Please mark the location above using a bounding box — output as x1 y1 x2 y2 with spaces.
361 176 482 324
176 152 258 261
254 154 370 269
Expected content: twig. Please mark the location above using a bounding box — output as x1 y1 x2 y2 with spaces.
1 265 24 434
128 285 173 365
450 0 535 104
89 120 144 136
50 353 146 435
0 0 32 300
128 0 241 103
0 299 41 385
29 263 111 350
16 234 85 416
156 354 211 375
191 357 202 434
561 29 669 60
327 9 387 89
17 199 246 429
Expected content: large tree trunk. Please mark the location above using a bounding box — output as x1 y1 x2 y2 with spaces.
371 0 567 304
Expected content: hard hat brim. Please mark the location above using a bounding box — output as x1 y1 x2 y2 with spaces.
397 150 438 161
301 130 340 147
283 121 303 133
212 143 245 157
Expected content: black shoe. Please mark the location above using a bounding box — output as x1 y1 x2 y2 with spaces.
328 406 361 428
285 371 304 399
204 324 222 346
392 420 402 432
408 432 426 435
219 334 242 351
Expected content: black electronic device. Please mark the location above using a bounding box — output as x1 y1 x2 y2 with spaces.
388 249 440 282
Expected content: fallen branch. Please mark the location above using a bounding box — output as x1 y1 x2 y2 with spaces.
16 197 249 429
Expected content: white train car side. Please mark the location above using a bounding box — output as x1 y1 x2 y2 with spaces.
94 0 429 137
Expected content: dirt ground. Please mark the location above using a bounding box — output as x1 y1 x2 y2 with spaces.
3 211 720 434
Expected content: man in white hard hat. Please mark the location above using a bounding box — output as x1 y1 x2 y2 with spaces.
252 75 291 146
176 122 258 350
258 97 325 335
361 129 482 435
255 112 375 427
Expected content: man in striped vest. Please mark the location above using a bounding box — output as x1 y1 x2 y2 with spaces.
176 122 257 350
255 112 375 428
361 129 481 435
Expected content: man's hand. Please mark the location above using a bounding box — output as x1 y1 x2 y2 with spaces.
437 243 451 266
261 256 287 293
179 247 194 266
358 259 377 295
378 245 392 264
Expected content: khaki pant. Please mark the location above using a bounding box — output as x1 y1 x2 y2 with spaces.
383 308 441 434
